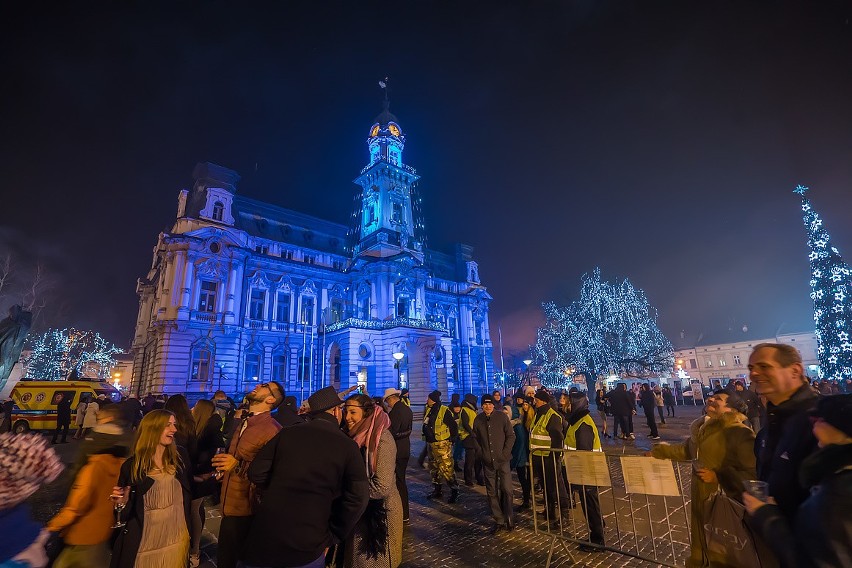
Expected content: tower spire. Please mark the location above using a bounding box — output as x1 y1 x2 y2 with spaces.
379 76 390 111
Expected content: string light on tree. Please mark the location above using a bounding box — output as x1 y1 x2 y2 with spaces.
795 184 852 381
22 328 123 381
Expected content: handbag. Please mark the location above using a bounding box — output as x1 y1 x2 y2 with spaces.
702 490 775 567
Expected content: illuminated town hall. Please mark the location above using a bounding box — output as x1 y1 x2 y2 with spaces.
130 100 495 402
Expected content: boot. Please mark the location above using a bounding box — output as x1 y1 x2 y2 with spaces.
427 484 443 500
448 486 459 504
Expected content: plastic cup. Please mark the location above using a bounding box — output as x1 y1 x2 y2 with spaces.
744 480 769 501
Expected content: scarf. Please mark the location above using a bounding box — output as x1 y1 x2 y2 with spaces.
348 408 391 477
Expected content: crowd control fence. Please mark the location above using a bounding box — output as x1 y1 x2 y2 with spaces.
529 448 693 567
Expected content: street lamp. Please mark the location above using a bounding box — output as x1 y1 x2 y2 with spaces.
523 359 533 386
392 351 405 389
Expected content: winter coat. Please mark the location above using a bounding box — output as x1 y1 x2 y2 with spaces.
56 397 73 426
755 385 818 522
244 413 369 567
75 402 87 427
751 443 852 568
82 401 99 428
509 405 529 469
69 422 133 481
605 388 634 416
472 409 515 468
639 389 657 412
652 412 756 568
388 400 413 460
47 453 125 545
109 446 192 568
219 411 281 517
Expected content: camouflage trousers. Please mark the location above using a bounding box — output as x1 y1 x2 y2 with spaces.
428 440 458 486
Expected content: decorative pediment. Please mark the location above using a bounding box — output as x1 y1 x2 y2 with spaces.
196 258 226 280
248 270 271 289
301 279 318 296
356 281 371 298
274 275 294 293
328 284 346 299
396 278 416 296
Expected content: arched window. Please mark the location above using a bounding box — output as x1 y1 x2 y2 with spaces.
190 340 214 382
212 201 224 222
272 352 287 383
244 349 262 383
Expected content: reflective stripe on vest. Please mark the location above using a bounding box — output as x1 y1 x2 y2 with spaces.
565 413 602 451
458 407 476 440
530 407 559 455
433 404 451 441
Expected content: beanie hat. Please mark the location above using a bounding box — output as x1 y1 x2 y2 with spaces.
428 390 442 403
463 393 478 408
534 390 551 404
481 394 494 405
813 394 852 437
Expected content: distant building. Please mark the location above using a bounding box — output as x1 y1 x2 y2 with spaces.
130 100 495 403
673 328 819 387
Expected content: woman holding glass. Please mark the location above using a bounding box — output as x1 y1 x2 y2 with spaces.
188 399 224 568
110 409 192 568
342 393 402 568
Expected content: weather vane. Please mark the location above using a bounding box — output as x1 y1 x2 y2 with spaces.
793 184 809 195
379 76 390 108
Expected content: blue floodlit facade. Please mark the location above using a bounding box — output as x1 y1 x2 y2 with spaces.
131 102 495 403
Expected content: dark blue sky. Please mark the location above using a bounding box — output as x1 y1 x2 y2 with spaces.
2 1 851 355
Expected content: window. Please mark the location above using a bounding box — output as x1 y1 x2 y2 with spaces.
272 353 287 382
358 297 370 319
719 358 727 367
250 289 266 320
198 281 217 312
448 316 457 339
301 296 314 325
396 296 408 318
283 249 294 260
333 260 343 271
331 300 344 323
190 347 212 382
367 206 377 225
705 358 713 367
733 354 741 365
276 292 290 323
244 352 261 382
690 359 697 369
212 201 224 222
392 203 403 223
305 255 315 265
475 321 483 344
297 355 310 384
255 245 269 255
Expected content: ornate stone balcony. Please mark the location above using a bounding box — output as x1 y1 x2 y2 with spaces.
191 311 219 324
326 317 447 334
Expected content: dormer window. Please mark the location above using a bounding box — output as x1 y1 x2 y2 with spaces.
212 201 224 222
392 203 403 223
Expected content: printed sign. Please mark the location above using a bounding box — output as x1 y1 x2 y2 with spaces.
564 451 612 487
620 456 681 496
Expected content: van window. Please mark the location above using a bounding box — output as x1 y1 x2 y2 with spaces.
51 391 76 405
95 389 121 402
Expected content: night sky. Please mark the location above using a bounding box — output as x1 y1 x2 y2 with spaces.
3 2 852 357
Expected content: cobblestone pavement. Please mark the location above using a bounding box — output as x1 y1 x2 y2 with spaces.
28 402 706 567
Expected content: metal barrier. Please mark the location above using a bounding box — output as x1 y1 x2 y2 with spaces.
529 448 693 567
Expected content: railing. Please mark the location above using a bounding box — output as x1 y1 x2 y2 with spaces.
191 311 218 324
326 317 447 334
248 319 265 330
273 321 289 332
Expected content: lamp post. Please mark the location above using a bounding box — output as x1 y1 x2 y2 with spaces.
392 351 405 390
523 358 533 387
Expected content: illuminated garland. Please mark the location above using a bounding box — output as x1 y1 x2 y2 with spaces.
795 185 851 380
22 328 124 381
534 268 673 389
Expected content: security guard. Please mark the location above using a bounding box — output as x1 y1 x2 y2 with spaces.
530 389 568 523
566 391 605 550
423 390 460 503
459 393 482 486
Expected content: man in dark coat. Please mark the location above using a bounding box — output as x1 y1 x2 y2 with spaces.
605 383 636 440
530 390 568 522
749 343 818 523
472 393 515 533
638 384 660 439
243 386 369 568
272 395 304 428
51 393 73 444
730 380 761 432
140 392 157 415
566 391 605 550
119 395 142 429
385 388 413 522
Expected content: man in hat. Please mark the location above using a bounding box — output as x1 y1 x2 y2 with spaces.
530 389 568 524
473 393 516 533
385 387 413 522
565 391 605 550
423 390 460 503
243 386 369 568
459 393 483 486
212 382 284 568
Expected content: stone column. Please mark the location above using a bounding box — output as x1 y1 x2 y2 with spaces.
177 253 193 321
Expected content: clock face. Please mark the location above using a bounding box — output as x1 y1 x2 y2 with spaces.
388 123 401 136
370 124 380 137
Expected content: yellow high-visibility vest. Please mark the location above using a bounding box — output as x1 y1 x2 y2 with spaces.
431 404 451 442
565 413 602 452
458 406 476 440
530 407 559 456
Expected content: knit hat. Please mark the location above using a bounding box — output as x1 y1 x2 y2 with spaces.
813 394 852 437
481 394 495 405
523 385 536 397
307 386 343 414
0 434 64 510
428 390 442 403
463 393 478 408
534 390 551 403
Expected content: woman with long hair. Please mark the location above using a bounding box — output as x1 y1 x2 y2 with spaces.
110 409 192 568
187 399 223 568
164 394 197 459
342 394 402 568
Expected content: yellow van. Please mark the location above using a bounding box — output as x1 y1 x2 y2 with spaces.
9 379 121 433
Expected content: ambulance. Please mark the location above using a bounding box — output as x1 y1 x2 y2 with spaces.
9 379 121 433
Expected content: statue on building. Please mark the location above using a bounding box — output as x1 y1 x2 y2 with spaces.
0 305 32 393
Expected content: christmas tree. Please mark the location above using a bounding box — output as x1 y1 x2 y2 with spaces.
22 328 123 381
795 184 852 381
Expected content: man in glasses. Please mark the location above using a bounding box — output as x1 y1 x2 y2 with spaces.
212 381 284 568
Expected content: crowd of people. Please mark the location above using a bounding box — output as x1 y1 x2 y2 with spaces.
1 341 850 568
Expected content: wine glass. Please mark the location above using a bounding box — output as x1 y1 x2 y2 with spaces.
213 447 227 479
110 487 128 528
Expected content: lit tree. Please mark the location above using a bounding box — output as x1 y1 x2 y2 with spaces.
22 328 124 381
795 184 852 381
534 268 673 392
